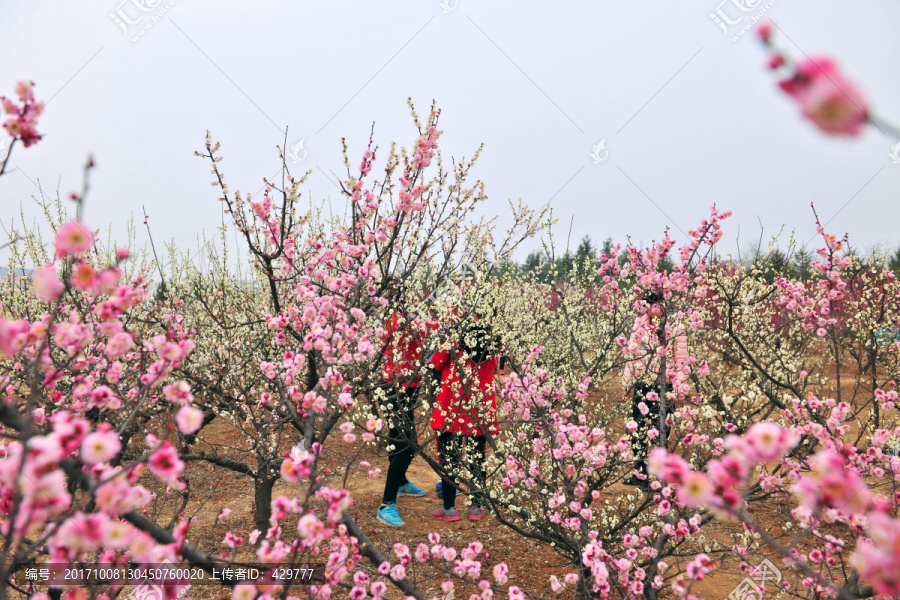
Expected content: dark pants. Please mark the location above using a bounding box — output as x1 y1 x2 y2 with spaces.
382 386 419 504
438 432 486 510
630 382 668 476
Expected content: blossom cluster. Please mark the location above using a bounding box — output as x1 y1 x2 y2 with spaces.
1 80 43 147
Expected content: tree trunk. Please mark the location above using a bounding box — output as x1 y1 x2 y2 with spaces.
657 316 668 449
307 350 319 390
254 472 276 533
574 565 593 600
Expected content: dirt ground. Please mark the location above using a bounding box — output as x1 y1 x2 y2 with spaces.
165 419 570 600
146 413 800 600
133 357 890 600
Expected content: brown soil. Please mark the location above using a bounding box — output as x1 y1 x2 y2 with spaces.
137 357 890 600
163 417 570 600
139 416 792 600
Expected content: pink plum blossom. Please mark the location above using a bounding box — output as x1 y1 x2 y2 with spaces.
54 221 94 257
175 405 204 434
80 430 121 464
32 263 64 301
778 57 869 136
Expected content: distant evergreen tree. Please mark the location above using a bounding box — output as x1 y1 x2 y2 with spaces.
509 235 696 283
657 254 675 274
751 248 789 283
601 237 614 257
555 250 574 279
749 246 816 283
519 250 551 282
574 236 595 265
889 247 900 273
496 256 519 276
794 248 814 280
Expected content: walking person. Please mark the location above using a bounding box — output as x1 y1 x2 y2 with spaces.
622 291 688 491
376 310 436 527
430 314 500 521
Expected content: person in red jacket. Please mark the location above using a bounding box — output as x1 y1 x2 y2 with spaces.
430 316 500 522
376 310 438 527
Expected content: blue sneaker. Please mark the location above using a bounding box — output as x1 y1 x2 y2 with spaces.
377 502 404 526
397 481 427 497
435 480 461 497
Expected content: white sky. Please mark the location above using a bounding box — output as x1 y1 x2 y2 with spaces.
2 1 899 267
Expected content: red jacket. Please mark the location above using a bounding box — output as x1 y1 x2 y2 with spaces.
429 350 499 436
382 313 437 387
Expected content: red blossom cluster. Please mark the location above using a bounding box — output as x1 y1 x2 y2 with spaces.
1 80 43 147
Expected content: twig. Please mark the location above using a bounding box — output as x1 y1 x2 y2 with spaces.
143 205 169 300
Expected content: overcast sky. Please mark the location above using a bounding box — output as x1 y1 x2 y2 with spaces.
2 1 899 268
